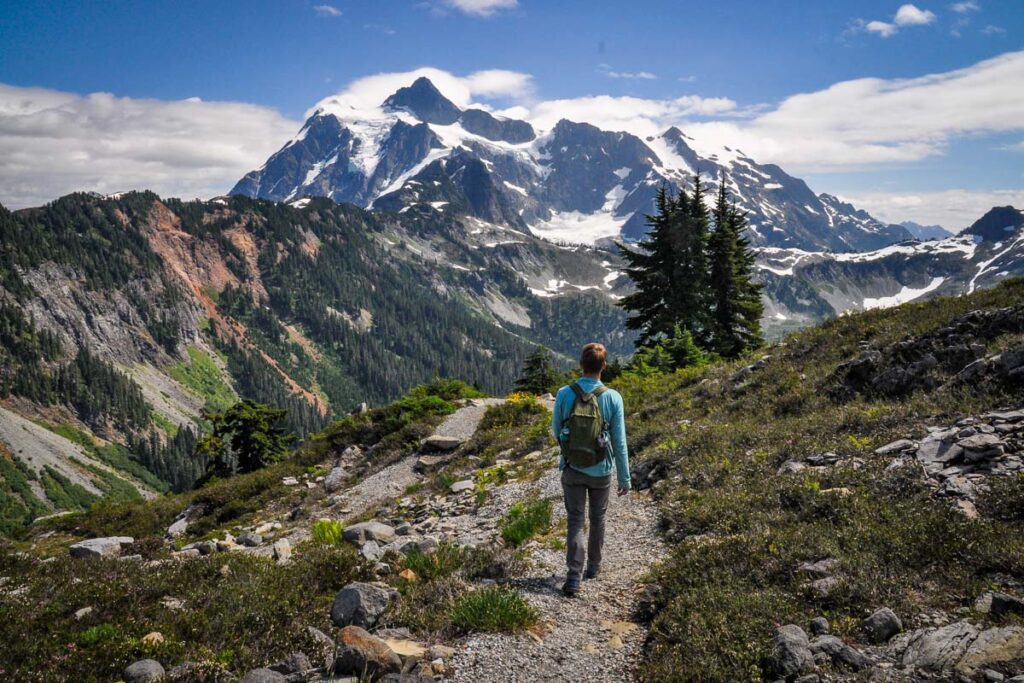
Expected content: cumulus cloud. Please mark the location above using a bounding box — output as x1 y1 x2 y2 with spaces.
840 189 1024 231
682 50 1024 169
312 4 342 17
525 95 737 137
442 0 517 16
951 1 979 13
860 3 936 37
0 84 298 209
981 24 1006 35
894 4 937 25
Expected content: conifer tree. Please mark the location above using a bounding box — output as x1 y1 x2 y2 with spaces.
708 176 763 356
514 347 560 395
618 186 677 345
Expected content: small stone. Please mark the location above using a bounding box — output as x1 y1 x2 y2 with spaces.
861 607 903 643
237 532 262 547
268 652 312 675
324 466 348 493
985 671 1005 682
331 582 399 629
141 631 164 646
810 635 871 670
765 625 815 677
122 659 165 683
449 480 474 494
239 668 287 683
777 460 806 475
360 540 383 562
398 568 417 582
421 435 464 452
428 644 456 660
875 439 915 455
810 617 830 635
74 606 93 620
343 521 397 545
282 476 299 486
69 536 134 559
272 538 292 563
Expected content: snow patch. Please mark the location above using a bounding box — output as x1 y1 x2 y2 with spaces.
863 277 945 310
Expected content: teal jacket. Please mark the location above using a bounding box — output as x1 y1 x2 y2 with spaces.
552 378 631 490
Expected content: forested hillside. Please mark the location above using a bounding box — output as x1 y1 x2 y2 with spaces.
0 192 631 531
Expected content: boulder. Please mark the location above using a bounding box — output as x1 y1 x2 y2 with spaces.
331 582 398 629
449 480 474 494
810 617 830 636
420 435 464 452
809 635 871 670
777 460 807 475
956 625 1024 676
344 521 397 545
306 626 336 670
898 621 980 670
69 536 134 559
268 651 312 675
861 607 903 643
122 659 165 683
324 466 348 493
334 625 402 678
764 624 815 678
166 517 189 539
237 532 262 547
272 539 291 563
239 668 287 683
990 592 1024 619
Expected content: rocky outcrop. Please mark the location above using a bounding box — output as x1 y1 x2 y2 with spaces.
893 621 1024 677
69 537 134 559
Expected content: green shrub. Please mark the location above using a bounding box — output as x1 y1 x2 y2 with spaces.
311 519 345 545
450 586 537 633
977 473 1024 522
500 497 552 547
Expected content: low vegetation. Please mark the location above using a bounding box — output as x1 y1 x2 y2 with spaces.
450 585 538 634
310 518 345 545
500 497 553 547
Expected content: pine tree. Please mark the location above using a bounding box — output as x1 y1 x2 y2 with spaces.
708 176 763 357
198 400 294 477
514 347 560 395
672 174 712 346
618 186 677 345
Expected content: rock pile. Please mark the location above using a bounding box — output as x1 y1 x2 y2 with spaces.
878 408 1024 515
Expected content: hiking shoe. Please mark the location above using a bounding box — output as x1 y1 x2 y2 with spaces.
562 578 580 597
583 565 601 580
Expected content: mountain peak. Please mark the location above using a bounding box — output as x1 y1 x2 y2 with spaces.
382 77 461 125
961 205 1024 241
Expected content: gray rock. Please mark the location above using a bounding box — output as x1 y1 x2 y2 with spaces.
69 536 134 559
74 606 93 620
268 651 312 675
324 466 347 493
985 671 1006 682
875 439 915 455
898 621 980 670
166 517 189 538
237 532 262 547
777 460 806 475
414 454 452 472
797 558 838 578
764 624 815 678
421 435 464 452
862 608 903 644
306 626 336 670
360 540 383 562
810 617 830 636
331 582 398 628
239 668 287 683
990 592 1024 619
123 659 165 683
917 436 964 465
810 635 871 670
807 576 840 598
272 538 291 563
334 625 402 678
806 452 840 466
449 479 474 494
343 521 396 545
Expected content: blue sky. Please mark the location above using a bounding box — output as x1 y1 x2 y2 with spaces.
1 0 1022 228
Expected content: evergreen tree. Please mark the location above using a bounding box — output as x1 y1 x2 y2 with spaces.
198 400 294 477
708 176 763 357
514 347 560 395
618 186 678 345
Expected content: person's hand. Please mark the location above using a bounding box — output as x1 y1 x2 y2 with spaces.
617 487 630 497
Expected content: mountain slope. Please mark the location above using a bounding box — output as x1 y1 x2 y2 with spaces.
0 191 631 523
756 206 1024 337
232 77 912 252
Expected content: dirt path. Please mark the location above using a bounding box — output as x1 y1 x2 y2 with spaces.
449 452 666 682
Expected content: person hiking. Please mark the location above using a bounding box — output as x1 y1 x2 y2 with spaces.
552 342 630 597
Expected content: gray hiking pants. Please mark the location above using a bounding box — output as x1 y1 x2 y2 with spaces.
561 467 612 581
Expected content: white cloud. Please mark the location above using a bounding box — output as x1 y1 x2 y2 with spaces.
442 0 517 16
681 50 1024 169
312 4 342 17
866 20 899 37
860 3 936 37
524 94 737 137
309 67 533 119
951 1 979 13
598 65 658 80
981 24 1006 35
839 189 1024 230
0 84 299 209
894 4 937 25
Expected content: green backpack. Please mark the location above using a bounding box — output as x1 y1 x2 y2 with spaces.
561 383 608 467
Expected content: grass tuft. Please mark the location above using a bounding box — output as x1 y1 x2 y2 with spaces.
500 497 553 547
450 586 537 633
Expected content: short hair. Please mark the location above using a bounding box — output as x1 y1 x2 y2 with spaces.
580 343 607 374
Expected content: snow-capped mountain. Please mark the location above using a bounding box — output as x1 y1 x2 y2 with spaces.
900 220 954 241
758 206 1024 336
232 77 911 252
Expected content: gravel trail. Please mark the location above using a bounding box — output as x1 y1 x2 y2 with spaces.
450 453 666 682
